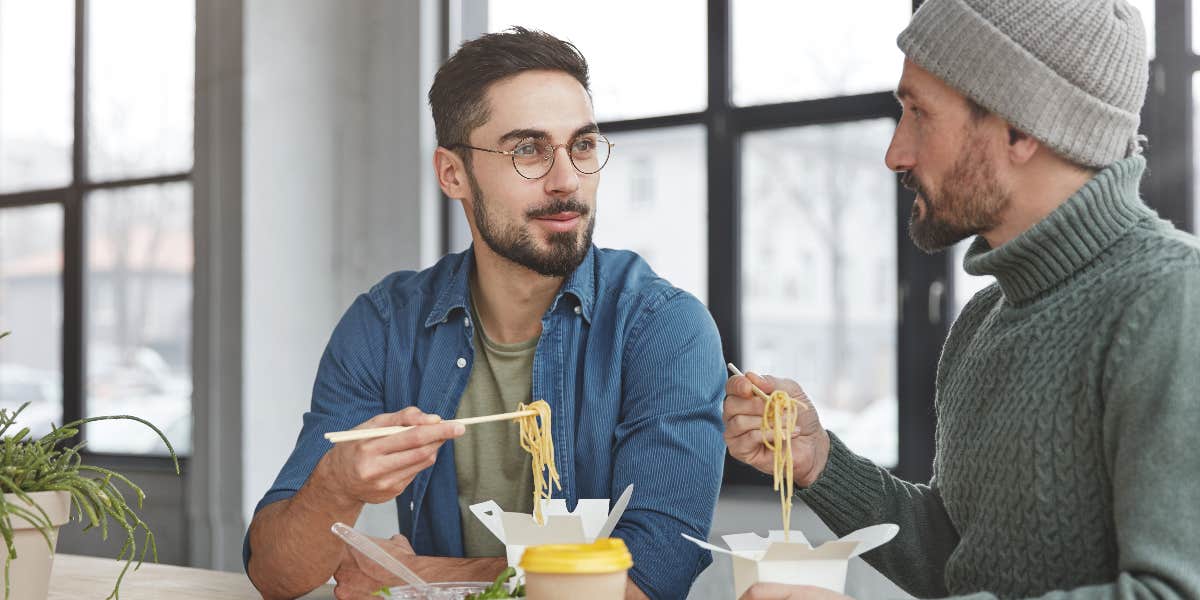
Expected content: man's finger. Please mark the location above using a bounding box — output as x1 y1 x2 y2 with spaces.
376 443 446 483
724 414 765 439
724 395 765 424
333 560 387 600
364 422 465 454
726 374 755 397
740 582 801 600
371 407 444 429
745 371 776 394
762 375 807 400
726 429 765 460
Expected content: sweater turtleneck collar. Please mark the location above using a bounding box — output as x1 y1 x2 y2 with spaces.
962 155 1155 304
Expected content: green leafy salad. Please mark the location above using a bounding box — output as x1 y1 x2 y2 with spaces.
464 567 525 599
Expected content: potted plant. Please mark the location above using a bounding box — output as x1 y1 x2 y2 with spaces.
0 330 179 600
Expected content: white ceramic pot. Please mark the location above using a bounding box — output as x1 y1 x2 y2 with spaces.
0 490 72 600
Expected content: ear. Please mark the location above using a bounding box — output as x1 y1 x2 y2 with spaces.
434 147 471 199
1006 127 1039 165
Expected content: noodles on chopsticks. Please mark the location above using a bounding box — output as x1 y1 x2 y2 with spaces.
762 390 797 541
517 400 560 525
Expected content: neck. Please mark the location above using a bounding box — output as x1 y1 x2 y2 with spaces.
982 152 1096 248
469 242 563 344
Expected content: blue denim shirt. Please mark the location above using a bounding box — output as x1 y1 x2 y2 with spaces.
247 246 726 599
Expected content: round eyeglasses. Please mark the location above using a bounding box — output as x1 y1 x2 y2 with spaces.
449 133 614 180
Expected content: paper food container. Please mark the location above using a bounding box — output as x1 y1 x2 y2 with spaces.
683 523 898 597
470 484 633 572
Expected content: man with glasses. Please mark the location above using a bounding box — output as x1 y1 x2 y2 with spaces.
244 27 725 600
727 1 1199 599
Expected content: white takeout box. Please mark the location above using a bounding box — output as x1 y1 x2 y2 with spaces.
470 485 632 572
683 523 899 597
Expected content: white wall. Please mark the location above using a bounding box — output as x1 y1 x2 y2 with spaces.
241 0 439 534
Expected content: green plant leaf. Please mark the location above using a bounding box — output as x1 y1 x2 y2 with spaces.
0 385 181 600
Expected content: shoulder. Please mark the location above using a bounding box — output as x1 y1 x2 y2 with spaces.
359 251 469 325
589 248 717 353
592 247 703 314
1107 218 1200 284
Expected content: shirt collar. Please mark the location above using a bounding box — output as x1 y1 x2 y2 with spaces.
424 245 596 328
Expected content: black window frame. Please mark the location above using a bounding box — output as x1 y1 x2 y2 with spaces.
1143 1 1195 234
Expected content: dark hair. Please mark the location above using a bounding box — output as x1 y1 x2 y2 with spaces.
428 27 591 152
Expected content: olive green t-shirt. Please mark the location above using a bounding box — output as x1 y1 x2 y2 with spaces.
454 300 537 557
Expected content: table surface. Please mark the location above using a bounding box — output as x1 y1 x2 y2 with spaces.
48 554 336 599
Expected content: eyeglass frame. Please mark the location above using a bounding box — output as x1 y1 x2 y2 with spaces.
446 133 615 180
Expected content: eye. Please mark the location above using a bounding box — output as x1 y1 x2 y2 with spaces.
513 142 540 157
572 137 597 153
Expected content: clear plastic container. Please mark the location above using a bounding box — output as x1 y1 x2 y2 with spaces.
380 581 497 599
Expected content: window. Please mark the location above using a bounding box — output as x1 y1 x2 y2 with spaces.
0 0 73 193
1130 0 1155 59
951 240 995 320
0 205 64 438
0 0 194 457
732 2 907 105
488 1 707 121
742 119 898 466
591 127 707 301
1195 72 1200 231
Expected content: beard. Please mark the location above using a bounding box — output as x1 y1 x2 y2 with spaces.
904 132 1010 253
467 168 595 277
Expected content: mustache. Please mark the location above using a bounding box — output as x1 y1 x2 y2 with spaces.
900 171 921 194
526 198 590 219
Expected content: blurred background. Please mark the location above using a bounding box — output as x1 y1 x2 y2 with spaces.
0 1 1190 597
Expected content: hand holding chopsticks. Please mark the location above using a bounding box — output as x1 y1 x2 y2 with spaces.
324 409 538 444
726 363 774 402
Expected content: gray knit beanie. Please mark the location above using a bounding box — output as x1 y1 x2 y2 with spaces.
898 0 1149 169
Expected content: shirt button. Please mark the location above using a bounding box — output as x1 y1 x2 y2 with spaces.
573 305 582 315
464 316 471 328
456 357 467 368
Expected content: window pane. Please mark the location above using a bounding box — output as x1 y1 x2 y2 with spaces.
0 0 73 193
742 119 898 467
1126 0 1154 59
487 1 706 121
1195 73 1200 234
0 204 63 438
593 127 706 301
86 183 191 455
87 0 194 181
951 239 995 321
733 2 907 106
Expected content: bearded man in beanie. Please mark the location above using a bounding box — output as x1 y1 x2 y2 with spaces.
725 1 1200 599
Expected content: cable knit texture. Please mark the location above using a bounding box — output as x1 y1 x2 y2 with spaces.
898 0 1149 168
799 155 1200 599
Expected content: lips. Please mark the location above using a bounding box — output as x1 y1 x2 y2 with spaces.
533 211 581 233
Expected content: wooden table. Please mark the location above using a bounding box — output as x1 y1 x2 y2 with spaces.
48 554 336 599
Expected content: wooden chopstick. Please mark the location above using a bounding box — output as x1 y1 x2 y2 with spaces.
324 409 539 444
726 363 774 403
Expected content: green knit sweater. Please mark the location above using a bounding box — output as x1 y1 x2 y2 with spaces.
799 155 1200 599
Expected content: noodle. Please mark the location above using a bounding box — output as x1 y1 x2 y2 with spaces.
761 390 797 541
517 400 560 525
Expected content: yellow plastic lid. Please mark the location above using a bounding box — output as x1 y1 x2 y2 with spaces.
520 538 634 574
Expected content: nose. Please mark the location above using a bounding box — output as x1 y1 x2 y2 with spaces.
885 116 915 174
543 145 581 196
